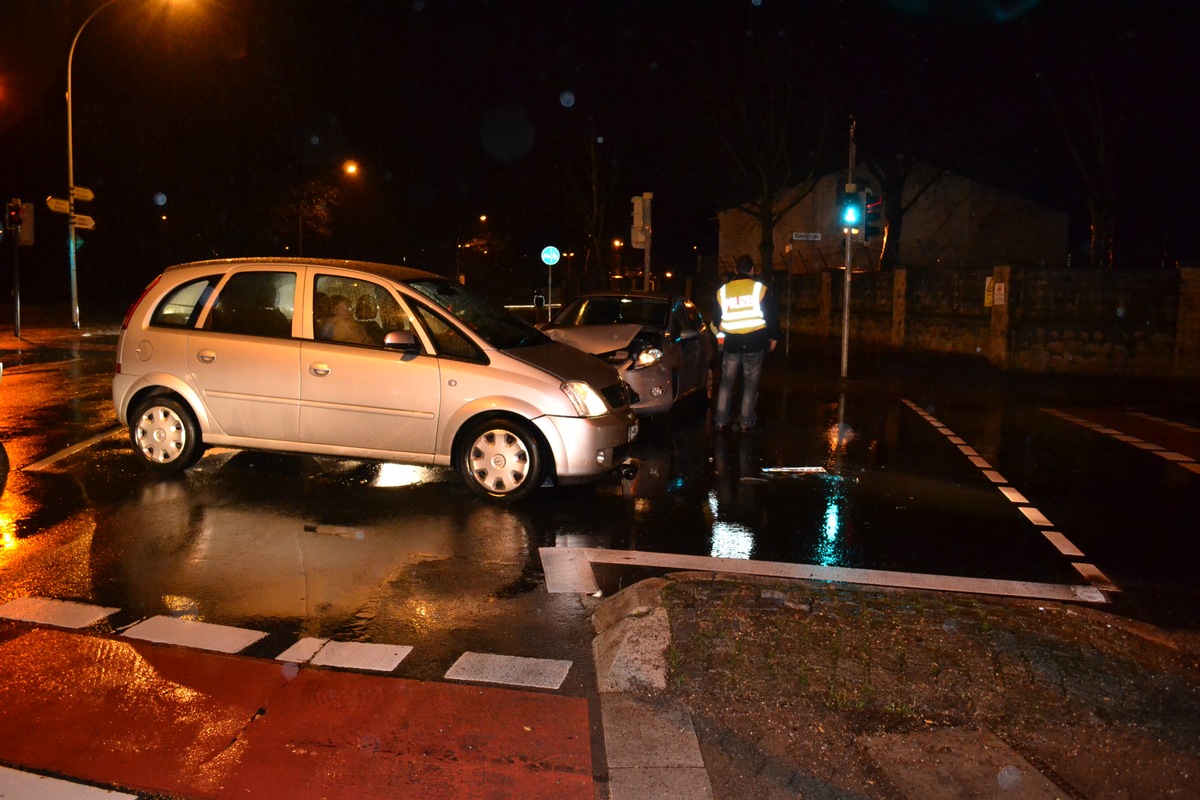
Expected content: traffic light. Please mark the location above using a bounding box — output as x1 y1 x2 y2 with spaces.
863 192 882 242
5 200 21 231
840 191 864 236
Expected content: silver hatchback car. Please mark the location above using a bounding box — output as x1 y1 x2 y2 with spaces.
541 292 716 415
113 258 638 501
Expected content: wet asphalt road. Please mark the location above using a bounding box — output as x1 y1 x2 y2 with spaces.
1 331 1198 686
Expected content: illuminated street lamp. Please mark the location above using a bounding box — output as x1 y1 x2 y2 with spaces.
65 0 188 328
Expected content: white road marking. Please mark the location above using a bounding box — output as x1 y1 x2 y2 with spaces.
21 426 124 472
1018 506 1053 526
0 766 137 798
1043 531 1085 557
1073 563 1119 591
999 487 1029 504
308 640 412 672
445 652 572 689
122 616 267 654
0 597 118 629
902 400 1120 597
1039 408 1197 471
540 546 600 593
541 547 1107 603
275 637 329 663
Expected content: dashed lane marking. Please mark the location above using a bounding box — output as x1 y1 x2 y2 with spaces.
122 615 269 653
445 652 573 690
0 765 137 798
1042 531 1085 558
900 399 1107 595
1041 408 1199 470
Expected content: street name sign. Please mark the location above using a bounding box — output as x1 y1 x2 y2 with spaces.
46 197 70 214
792 231 821 241
71 186 95 202
72 214 96 230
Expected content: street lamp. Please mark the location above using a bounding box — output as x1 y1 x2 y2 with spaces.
66 0 189 328
66 0 126 329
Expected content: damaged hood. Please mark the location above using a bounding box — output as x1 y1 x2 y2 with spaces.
543 323 643 355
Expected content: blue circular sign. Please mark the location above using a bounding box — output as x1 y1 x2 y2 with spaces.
541 246 561 266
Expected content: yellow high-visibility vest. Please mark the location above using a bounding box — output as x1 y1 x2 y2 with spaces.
717 278 767 334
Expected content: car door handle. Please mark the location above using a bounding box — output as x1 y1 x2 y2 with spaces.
309 362 332 377
196 350 216 364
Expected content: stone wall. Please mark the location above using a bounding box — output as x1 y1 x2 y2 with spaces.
776 266 1200 382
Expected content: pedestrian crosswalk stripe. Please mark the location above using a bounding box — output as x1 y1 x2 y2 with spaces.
122 615 268 654
3 597 568 690
446 652 572 690
0 597 117 629
309 640 413 672
0 765 137 798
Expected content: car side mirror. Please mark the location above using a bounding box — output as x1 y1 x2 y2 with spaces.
383 330 420 352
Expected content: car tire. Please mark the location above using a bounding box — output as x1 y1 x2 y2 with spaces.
458 417 545 501
129 396 205 474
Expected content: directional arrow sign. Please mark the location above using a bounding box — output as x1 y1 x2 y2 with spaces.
47 197 70 214
71 186 95 202
72 214 96 230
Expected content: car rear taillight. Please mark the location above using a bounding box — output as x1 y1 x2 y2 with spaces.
120 274 163 330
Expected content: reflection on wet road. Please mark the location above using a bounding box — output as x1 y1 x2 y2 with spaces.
2 342 1199 658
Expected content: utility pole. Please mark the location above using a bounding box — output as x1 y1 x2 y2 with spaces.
841 119 856 379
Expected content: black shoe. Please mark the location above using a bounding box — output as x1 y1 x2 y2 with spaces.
713 424 729 432
735 424 755 433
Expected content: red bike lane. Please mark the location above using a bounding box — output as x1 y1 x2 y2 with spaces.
0 626 593 799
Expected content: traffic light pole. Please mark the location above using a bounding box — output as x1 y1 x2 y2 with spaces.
840 119 856 380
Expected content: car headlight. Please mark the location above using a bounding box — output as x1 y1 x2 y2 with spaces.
561 380 609 417
632 347 664 369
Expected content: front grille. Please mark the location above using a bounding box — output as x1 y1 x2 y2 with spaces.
601 380 638 410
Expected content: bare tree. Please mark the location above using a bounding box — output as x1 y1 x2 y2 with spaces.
556 127 621 296
703 25 828 273
865 156 949 271
1022 5 1145 268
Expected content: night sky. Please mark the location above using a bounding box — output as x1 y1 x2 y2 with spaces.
1 0 1195 317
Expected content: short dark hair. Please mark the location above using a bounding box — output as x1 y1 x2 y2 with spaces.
735 255 754 274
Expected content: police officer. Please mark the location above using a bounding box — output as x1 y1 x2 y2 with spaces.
713 254 779 432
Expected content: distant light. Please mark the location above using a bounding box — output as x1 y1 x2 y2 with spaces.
559 90 576 108
342 160 359 175
153 192 167 206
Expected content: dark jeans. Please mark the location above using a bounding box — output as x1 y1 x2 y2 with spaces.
714 350 765 428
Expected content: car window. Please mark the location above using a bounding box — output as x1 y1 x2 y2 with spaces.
313 274 412 347
206 271 296 337
150 275 220 328
412 304 485 361
407 278 547 350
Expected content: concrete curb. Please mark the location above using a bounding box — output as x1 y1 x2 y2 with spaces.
592 578 715 799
